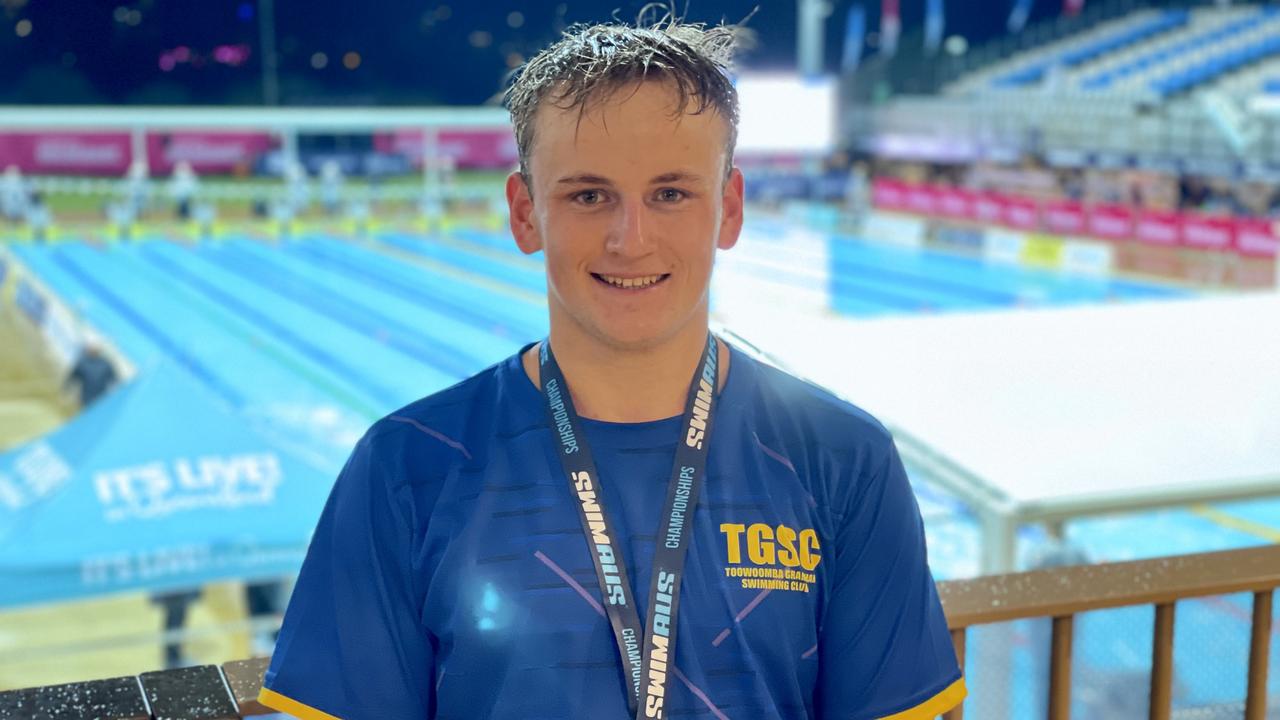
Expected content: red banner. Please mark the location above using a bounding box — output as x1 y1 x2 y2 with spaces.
1134 210 1182 247
868 178 1276 259
1087 203 1134 241
147 132 274 174
904 184 938 215
972 192 1004 225
871 178 911 212
1235 218 1280 259
0 132 132 175
936 187 975 220
1180 214 1235 251
1043 199 1088 235
1001 195 1040 230
373 128 518 169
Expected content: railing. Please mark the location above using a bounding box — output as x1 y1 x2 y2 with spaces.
939 543 1280 720
0 544 1277 719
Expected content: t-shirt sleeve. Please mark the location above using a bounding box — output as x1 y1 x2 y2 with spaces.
259 430 434 720
816 440 966 720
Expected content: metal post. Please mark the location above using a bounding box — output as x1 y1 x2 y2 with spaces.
980 509 1017 575
798 0 831 77
130 127 148 173
280 129 299 172
422 127 440 203
978 509 1016 720
259 0 279 105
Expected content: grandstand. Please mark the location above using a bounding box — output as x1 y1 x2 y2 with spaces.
874 4 1280 167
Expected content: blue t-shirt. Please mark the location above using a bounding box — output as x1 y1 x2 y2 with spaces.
260 343 965 719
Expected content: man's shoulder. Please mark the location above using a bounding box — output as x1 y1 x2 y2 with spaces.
360 356 521 464
745 355 896 458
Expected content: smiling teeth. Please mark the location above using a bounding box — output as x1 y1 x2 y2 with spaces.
600 274 663 289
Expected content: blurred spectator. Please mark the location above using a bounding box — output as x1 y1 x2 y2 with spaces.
319 160 345 216
151 588 201 669
284 161 310 214
1 165 31 222
64 341 119 409
245 580 288 656
124 160 151 217
25 191 51 242
167 161 200 220
844 159 871 232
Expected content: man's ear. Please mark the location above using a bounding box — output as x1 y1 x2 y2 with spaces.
716 166 745 251
506 171 543 255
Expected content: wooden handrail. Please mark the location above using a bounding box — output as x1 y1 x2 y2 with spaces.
937 544 1280 720
2 545 1278 719
938 543 1280 628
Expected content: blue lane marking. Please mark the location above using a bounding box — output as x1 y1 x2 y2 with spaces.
296 239 546 339
198 241 486 380
49 247 245 407
135 244 407 409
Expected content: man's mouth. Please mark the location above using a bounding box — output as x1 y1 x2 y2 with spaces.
591 273 671 290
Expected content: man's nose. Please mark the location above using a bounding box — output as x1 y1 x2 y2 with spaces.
604 198 650 257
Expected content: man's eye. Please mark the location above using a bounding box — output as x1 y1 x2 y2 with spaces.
574 190 605 205
657 188 687 202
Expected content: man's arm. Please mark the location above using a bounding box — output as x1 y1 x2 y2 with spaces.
815 441 965 719
259 428 436 719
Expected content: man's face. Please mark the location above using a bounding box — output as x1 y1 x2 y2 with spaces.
507 80 744 351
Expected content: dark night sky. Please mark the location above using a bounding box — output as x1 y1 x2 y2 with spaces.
0 1 1052 106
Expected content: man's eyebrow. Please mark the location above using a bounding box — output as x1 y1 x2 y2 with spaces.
554 171 710 186
651 171 707 185
555 174 614 186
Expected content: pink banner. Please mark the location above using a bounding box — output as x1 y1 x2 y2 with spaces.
147 132 274 174
1001 195 1040 230
1234 218 1280 259
936 187 976 220
868 179 1274 260
871 178 911 212
1180 214 1235 251
0 132 131 175
1087 203 1134 241
373 129 518 169
1134 210 1182 247
904 184 938 215
972 192 1004 225
1043 199 1087 235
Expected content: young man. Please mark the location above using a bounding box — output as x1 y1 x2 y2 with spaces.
259 20 964 720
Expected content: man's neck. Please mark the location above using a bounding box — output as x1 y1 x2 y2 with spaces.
522 325 731 424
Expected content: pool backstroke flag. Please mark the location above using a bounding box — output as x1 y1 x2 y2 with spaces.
881 0 901 56
925 0 945 54
842 4 867 73
1008 0 1035 33
0 364 332 608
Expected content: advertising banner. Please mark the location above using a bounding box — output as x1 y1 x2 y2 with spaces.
1001 195 1041 231
1134 210 1182 247
1043 199 1088 236
1020 233 1065 268
1180 214 1235 251
146 132 275 174
0 365 331 607
1234 218 1279 259
870 178 913 213
373 128 519 169
936 187 977 221
0 132 131 176
1087 203 1134 241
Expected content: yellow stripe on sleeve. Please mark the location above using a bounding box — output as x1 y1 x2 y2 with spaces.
258 687 343 720
879 677 968 720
